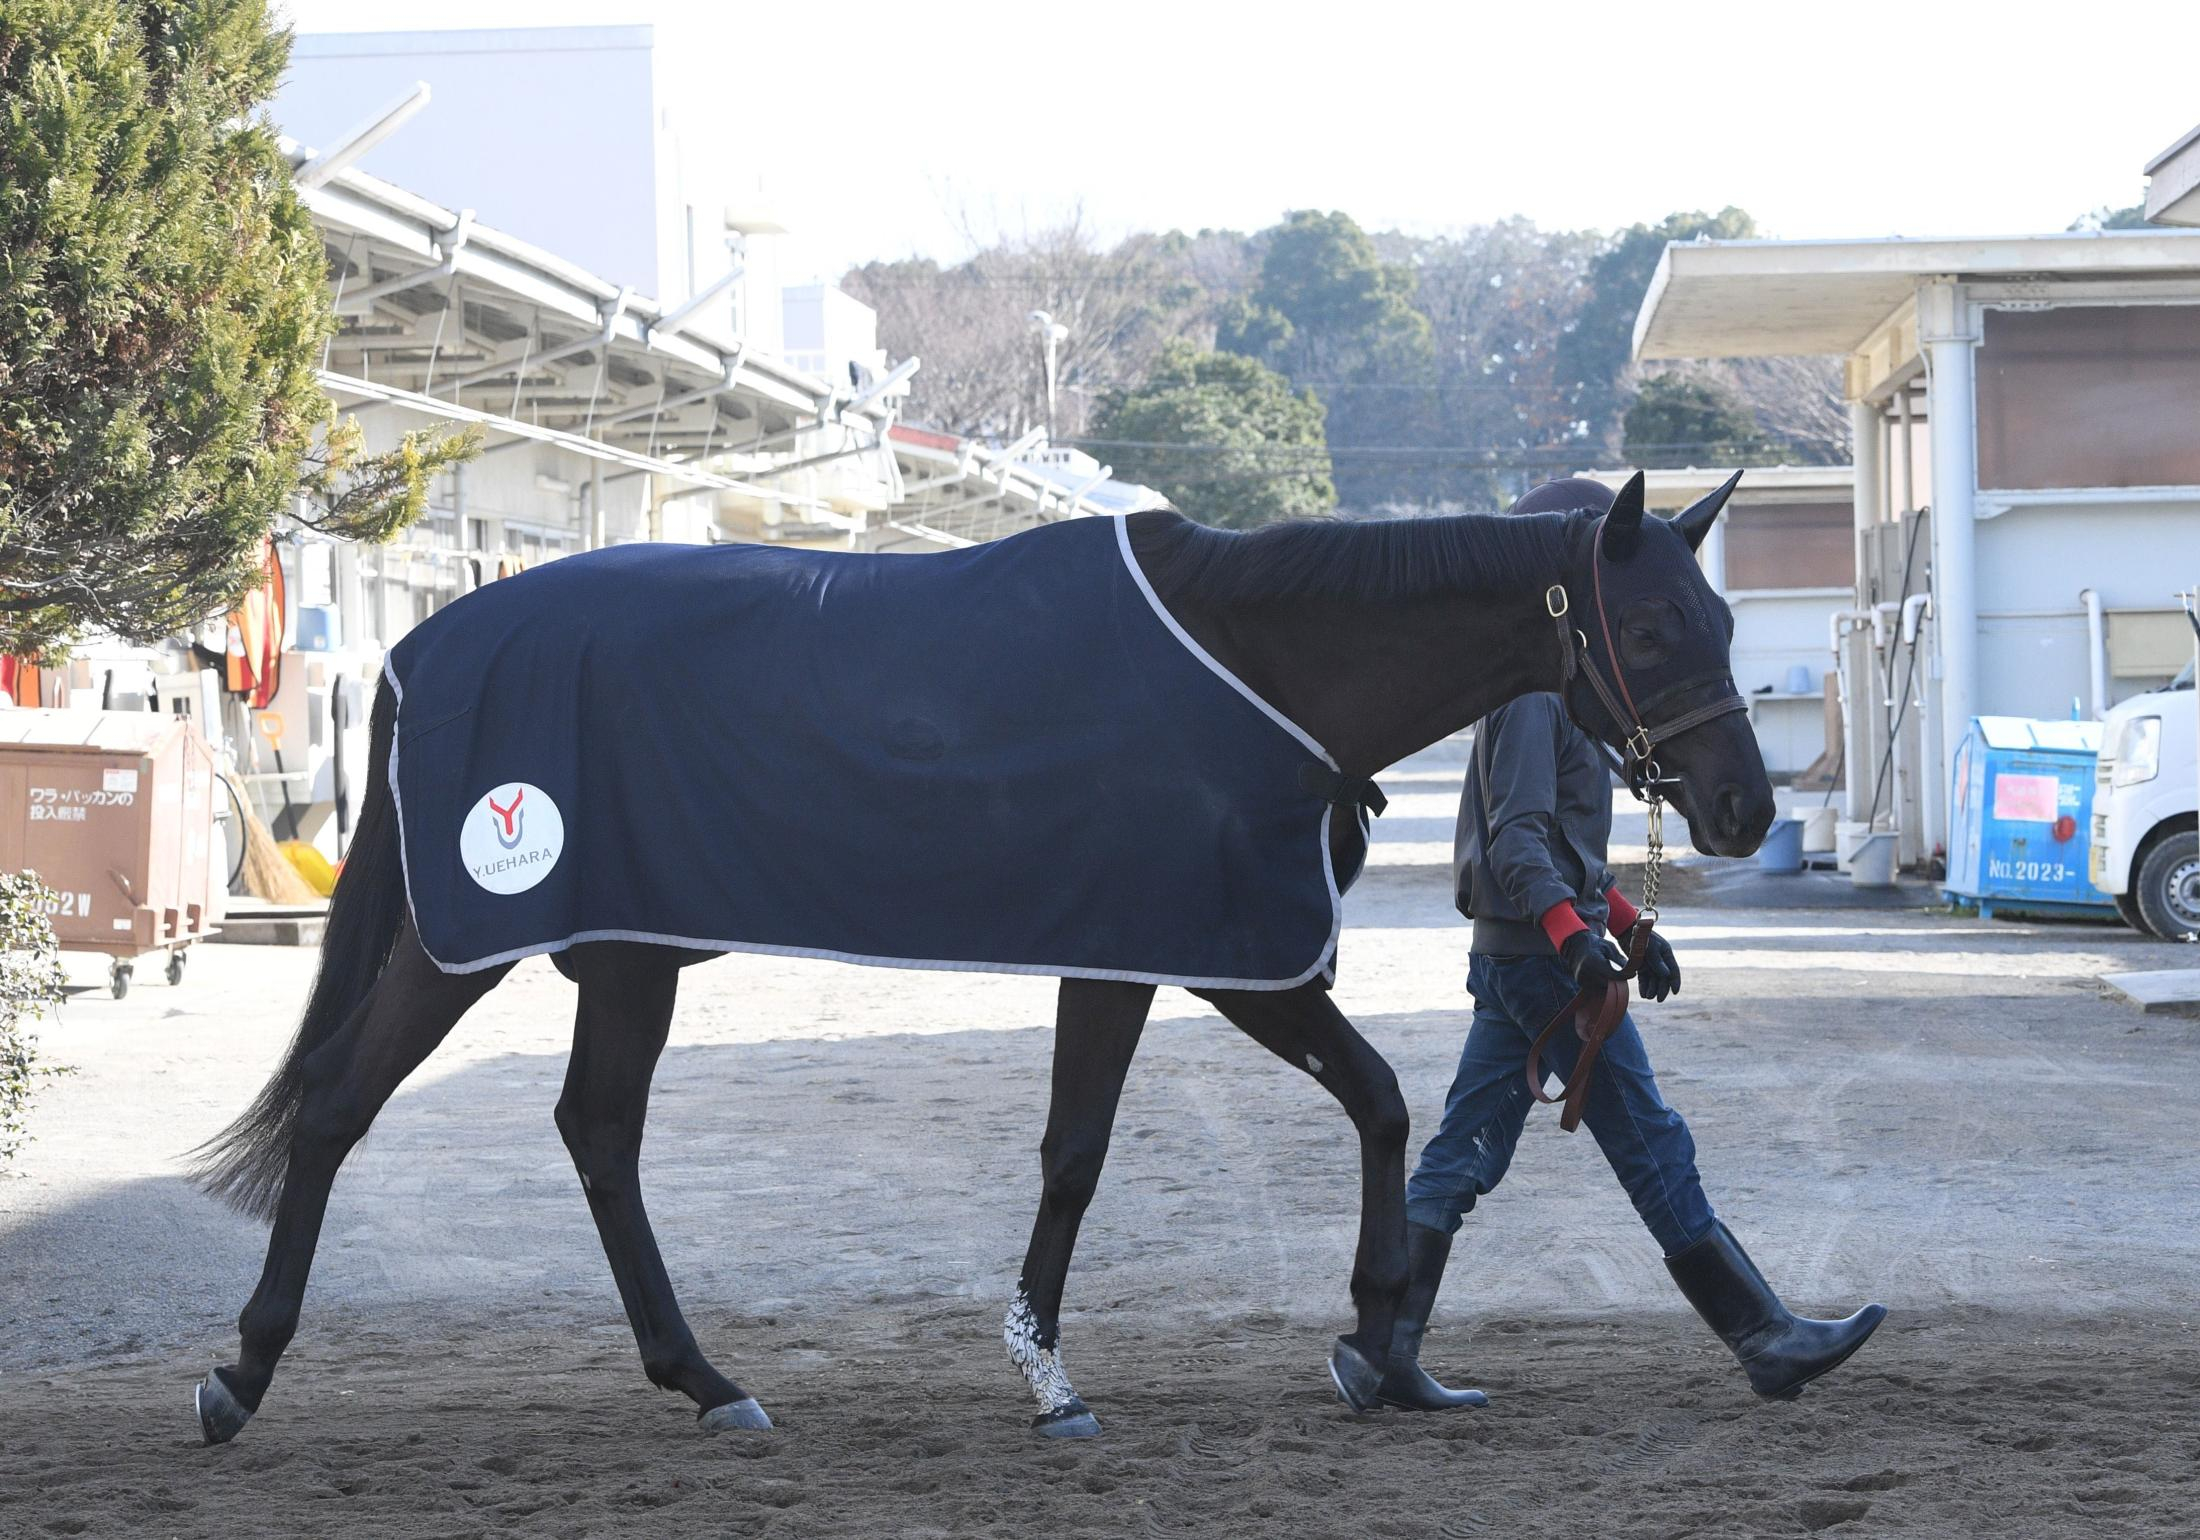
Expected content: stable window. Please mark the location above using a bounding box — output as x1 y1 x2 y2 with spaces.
1975 304 2200 490
1720 500 1853 591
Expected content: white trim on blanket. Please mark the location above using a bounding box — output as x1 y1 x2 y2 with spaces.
1110 516 1338 769
1111 516 1347 988
382 552 1350 989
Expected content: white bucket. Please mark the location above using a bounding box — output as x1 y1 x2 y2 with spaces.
1835 820 1871 873
1849 832 1899 888
1800 807 1838 853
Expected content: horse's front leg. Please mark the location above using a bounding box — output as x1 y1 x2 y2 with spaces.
1195 982 1410 1412
1006 978 1153 1438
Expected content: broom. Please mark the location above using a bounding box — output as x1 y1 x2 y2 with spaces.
221 768 322 906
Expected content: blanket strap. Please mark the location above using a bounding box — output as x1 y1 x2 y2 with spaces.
1297 762 1388 817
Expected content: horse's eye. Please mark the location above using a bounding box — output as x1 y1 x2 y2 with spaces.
1618 598 1682 669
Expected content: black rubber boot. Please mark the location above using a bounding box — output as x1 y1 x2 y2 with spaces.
1665 1221 1886 1400
1378 1222 1488 1410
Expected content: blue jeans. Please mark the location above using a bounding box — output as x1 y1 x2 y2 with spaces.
1405 952 1716 1257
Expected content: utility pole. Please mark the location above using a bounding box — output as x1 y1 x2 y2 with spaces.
1029 310 1068 444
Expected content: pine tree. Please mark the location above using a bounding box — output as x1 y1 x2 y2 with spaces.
0 0 474 654
1092 341 1333 528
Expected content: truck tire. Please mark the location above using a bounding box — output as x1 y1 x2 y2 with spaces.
2113 889 2146 933
2133 831 2200 941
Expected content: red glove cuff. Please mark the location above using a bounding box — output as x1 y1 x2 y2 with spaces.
1539 900 1590 950
1605 886 1640 935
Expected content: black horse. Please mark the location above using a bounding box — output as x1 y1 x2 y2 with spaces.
190 471 1770 1444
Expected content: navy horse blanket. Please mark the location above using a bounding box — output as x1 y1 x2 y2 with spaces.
384 516 1366 988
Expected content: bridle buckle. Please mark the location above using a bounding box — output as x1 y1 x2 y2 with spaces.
1625 725 1654 763
1545 584 1569 619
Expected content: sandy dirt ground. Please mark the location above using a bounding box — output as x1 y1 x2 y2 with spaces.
4 751 2199 1538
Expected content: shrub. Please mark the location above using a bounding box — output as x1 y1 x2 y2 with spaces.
0 872 66 1167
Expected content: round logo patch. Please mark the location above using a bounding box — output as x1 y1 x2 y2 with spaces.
460 782 565 895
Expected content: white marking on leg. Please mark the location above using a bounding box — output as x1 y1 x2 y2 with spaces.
1003 1289 1079 1416
1305 1053 1324 1075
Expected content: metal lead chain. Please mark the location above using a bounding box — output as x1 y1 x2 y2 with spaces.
1640 793 1664 922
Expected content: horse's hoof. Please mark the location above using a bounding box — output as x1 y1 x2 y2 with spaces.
195 1372 251 1446
1327 1338 1384 1413
1033 1400 1101 1439
699 1397 772 1432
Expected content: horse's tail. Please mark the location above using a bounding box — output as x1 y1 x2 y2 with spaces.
191 674 408 1221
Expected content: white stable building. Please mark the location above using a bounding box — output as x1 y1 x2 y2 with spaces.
1634 216 2200 864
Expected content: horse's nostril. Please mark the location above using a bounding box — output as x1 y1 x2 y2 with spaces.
1713 785 1747 839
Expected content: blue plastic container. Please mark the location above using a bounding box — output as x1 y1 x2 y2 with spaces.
1756 817 1804 873
294 604 342 652
1945 716 2114 919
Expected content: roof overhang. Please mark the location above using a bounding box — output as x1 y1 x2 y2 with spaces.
1634 230 2200 361
2145 122 2200 227
875 427 1129 550
1582 464 1852 510
289 139 889 491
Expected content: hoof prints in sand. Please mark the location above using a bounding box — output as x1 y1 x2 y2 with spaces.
2 1306 2196 1539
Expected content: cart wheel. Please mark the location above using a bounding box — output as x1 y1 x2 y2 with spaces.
110 961 133 1000
166 951 187 987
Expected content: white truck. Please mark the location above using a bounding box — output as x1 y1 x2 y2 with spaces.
2092 657 2198 940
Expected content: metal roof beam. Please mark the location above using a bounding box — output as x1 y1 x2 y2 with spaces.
598 350 748 427
333 210 475 313
646 265 743 343
320 368 823 506
294 82 431 190
450 287 631 392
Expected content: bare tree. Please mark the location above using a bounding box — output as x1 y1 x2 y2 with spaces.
843 213 1215 442
1726 355 1850 464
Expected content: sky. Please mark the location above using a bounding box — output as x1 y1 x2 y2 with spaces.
280 0 2200 281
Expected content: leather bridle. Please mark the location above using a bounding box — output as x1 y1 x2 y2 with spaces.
1544 514 1749 802
1523 513 1748 1130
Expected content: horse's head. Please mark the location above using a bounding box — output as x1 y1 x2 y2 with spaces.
1515 472 1776 858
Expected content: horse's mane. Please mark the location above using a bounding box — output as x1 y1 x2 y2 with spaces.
1129 508 1576 607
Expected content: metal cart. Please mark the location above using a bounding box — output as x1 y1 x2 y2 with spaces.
0 710 223 996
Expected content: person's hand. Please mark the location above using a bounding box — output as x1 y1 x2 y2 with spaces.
1558 928 1628 990
1629 925 1681 1002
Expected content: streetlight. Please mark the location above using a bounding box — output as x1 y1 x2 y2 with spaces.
1029 310 1069 444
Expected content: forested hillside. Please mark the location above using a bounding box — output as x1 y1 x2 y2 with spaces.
843 207 1847 522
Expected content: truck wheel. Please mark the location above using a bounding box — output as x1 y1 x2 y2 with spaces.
109 961 133 1000
2133 831 2200 941
2113 890 2146 933
166 951 187 986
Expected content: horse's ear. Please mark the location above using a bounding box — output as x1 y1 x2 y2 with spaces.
1672 469 1743 552
1603 471 1647 559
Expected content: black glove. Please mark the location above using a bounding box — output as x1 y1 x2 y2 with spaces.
1557 928 1628 990
1628 925 1681 1003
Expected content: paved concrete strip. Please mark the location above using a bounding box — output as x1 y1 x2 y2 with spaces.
2099 968 2200 1017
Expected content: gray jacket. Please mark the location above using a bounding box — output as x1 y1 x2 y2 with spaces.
1454 693 1617 956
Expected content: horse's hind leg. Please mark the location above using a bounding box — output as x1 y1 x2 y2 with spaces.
1005 978 1153 1438
198 926 507 1443
1195 982 1410 1413
558 945 763 1431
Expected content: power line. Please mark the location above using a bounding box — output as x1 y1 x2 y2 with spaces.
1067 437 1786 458
920 372 1586 396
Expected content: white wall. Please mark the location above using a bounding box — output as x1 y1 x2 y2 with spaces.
1728 589 1843 697
1728 588 1844 774
781 282 880 381
1974 498 2200 718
